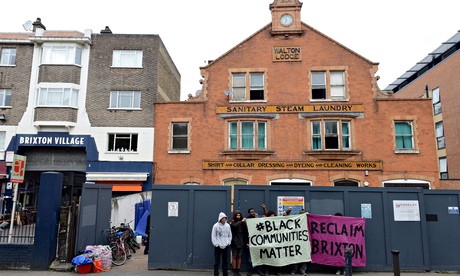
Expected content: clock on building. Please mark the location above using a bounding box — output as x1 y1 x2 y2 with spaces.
280 14 293 27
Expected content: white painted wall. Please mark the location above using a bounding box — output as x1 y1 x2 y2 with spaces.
110 191 151 228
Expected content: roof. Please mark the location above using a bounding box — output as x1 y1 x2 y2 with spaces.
384 30 460 93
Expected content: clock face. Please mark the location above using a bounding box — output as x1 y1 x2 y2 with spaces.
280 14 293 27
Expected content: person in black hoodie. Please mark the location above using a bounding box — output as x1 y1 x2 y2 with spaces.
230 210 247 276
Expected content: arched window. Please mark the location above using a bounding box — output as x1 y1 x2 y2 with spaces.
334 180 359 187
383 179 430 189
223 179 249 210
270 179 311 186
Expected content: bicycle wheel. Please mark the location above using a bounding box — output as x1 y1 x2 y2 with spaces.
124 240 132 259
111 244 127 266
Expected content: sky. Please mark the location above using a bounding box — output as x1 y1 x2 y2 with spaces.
1 0 459 100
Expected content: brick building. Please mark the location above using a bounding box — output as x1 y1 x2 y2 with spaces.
386 30 460 189
154 0 439 190
0 19 179 215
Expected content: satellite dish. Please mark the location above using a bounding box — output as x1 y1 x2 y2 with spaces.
195 90 201 96
224 89 233 96
22 20 33 31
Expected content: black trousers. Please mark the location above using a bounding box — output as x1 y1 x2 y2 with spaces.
214 246 229 276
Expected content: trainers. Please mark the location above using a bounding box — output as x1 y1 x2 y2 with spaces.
336 270 341 275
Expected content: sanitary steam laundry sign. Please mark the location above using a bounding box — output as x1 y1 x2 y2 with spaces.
308 214 366 267
246 214 311 267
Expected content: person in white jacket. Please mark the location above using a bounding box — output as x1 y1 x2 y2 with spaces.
211 212 232 276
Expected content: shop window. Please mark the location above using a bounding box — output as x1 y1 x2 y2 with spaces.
229 120 266 150
107 133 138 152
231 72 265 101
311 71 346 100
112 50 143 68
394 121 414 150
311 120 350 150
435 121 445 149
171 122 189 151
0 89 11 107
109 91 141 109
0 48 16 65
37 87 78 107
42 45 81 65
432 87 441 115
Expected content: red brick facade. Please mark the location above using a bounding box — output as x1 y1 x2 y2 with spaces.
154 0 439 188
394 38 460 189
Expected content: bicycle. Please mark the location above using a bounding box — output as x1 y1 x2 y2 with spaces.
106 226 129 266
119 222 141 253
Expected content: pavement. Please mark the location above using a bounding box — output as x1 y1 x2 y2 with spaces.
0 245 459 276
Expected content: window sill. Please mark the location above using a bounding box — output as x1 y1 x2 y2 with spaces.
220 150 275 160
106 151 138 154
0 64 15 67
169 150 191 154
229 100 267 103
310 98 349 102
110 66 143 69
394 149 419 154
108 108 142 111
304 150 361 161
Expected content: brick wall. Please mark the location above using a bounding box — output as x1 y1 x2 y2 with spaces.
87 34 161 127
0 43 34 125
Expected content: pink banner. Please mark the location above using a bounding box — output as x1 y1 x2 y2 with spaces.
307 214 366 267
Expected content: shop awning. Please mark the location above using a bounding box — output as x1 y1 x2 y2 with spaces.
86 172 149 181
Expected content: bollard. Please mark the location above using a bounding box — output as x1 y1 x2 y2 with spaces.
344 247 352 276
391 250 400 276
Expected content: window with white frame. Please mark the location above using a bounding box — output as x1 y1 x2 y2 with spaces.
42 45 82 65
432 87 441 115
394 121 414 150
172 122 189 150
109 91 141 109
439 157 448 179
37 87 78 107
0 131 5 151
231 72 265 101
435 121 445 149
311 120 350 150
0 48 16 65
107 133 138 152
112 50 143 68
0 89 11 107
229 120 266 150
311 71 346 100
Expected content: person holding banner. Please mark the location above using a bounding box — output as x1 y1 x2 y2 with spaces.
212 212 232 276
230 210 248 276
290 209 308 276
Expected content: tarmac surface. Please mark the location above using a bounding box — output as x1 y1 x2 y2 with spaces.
1 245 459 276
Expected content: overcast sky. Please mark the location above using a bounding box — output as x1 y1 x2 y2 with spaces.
1 0 459 100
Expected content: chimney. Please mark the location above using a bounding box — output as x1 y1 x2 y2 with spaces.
100 26 112 34
32 18 46 32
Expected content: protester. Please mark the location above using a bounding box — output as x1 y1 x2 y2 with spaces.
263 209 280 275
290 209 308 275
246 204 268 276
334 212 344 275
230 210 247 276
212 212 232 276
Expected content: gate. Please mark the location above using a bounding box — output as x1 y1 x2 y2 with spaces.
149 185 460 272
